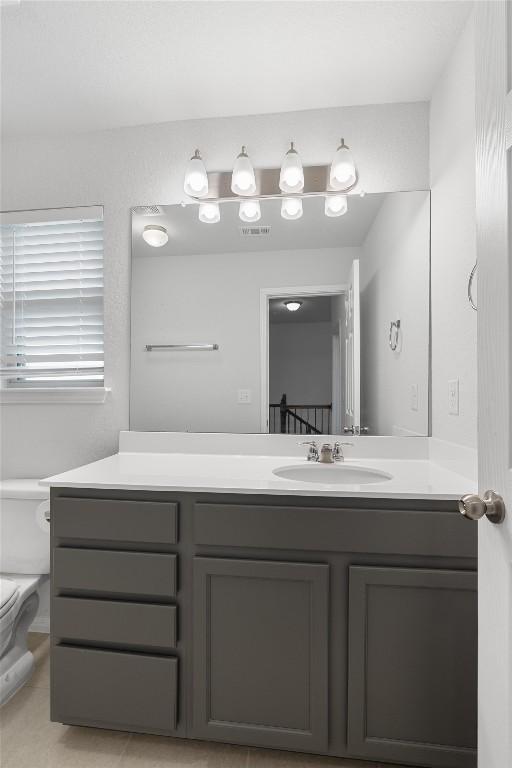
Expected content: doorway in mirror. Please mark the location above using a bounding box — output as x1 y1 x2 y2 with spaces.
267 291 348 435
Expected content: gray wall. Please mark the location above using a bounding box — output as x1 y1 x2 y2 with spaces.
269 322 333 405
429 13 477 449
360 191 430 436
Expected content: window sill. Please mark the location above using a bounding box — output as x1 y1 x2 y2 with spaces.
0 387 111 405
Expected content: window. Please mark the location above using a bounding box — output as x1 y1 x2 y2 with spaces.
0 206 104 388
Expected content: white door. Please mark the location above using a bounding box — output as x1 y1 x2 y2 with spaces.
474 4 512 767
344 260 361 433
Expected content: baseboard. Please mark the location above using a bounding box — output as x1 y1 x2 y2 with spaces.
30 617 50 634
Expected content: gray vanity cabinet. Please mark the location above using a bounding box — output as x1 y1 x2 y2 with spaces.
191 556 329 752
50 488 477 767
347 566 477 768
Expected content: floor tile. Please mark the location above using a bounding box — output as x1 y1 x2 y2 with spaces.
247 747 382 767
0 683 130 768
120 734 249 768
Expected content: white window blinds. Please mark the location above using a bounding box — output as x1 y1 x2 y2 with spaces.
0 206 104 387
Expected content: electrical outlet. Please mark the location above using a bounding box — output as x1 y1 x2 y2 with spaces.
448 379 459 415
410 383 419 412
237 389 252 404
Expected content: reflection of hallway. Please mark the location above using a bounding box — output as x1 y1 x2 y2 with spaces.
269 296 336 434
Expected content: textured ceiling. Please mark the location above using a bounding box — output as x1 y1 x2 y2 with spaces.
1 0 472 136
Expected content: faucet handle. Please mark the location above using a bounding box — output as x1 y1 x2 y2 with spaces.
333 441 353 462
300 440 319 461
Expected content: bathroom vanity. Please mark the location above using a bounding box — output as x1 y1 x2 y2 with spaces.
46 444 477 768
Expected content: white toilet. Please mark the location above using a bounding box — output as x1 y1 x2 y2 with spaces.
0 479 50 706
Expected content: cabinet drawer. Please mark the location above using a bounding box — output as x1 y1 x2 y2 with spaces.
193 501 475 557
53 548 177 600
52 596 177 651
52 497 178 545
52 645 178 733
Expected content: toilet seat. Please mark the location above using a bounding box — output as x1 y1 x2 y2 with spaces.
0 578 19 621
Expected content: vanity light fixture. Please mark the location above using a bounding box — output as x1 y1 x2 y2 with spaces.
281 197 303 220
279 142 304 194
329 138 357 190
325 194 348 217
142 224 169 247
284 300 303 312
239 199 261 223
183 149 209 198
231 146 257 196
198 201 220 224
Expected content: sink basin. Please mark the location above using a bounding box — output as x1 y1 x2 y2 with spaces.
273 463 393 485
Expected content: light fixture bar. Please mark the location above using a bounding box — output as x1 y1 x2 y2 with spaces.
184 165 362 203
185 188 363 207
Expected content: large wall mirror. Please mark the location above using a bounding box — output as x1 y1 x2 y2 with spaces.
131 190 430 436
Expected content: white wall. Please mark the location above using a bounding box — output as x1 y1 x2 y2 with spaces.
130 246 356 433
430 13 477 449
269 322 333 404
360 191 430 436
0 101 429 477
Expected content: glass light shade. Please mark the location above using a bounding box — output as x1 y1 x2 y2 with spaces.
325 194 348 217
231 146 256 195
184 150 208 198
329 139 357 190
285 301 302 312
198 202 220 224
142 224 168 247
279 142 304 193
281 197 303 220
239 199 261 223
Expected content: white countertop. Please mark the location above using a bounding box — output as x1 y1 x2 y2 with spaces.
42 451 477 500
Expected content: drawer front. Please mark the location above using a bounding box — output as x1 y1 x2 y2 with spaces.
52 497 178 545
193 502 476 558
52 645 178 733
53 548 177 600
52 596 177 651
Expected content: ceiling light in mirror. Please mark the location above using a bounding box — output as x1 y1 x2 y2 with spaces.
325 194 348 217
231 146 256 195
329 138 357 190
281 197 303 220
239 199 261 223
198 201 220 224
142 224 168 247
183 149 209 198
279 142 304 193
284 300 302 312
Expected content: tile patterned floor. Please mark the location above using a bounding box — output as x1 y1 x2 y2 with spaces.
0 634 408 768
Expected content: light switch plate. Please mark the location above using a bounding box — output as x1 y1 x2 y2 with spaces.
237 389 252 404
410 383 419 412
448 379 459 415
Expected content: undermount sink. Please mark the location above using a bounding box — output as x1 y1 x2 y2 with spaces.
273 463 393 485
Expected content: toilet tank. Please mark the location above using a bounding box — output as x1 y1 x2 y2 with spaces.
0 479 50 574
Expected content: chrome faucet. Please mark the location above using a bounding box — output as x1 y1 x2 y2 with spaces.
301 441 353 462
301 441 319 461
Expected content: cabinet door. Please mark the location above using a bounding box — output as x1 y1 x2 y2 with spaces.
347 566 477 768
192 557 329 752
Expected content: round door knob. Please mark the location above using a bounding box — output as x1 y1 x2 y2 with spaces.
344 426 355 434
458 490 505 524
